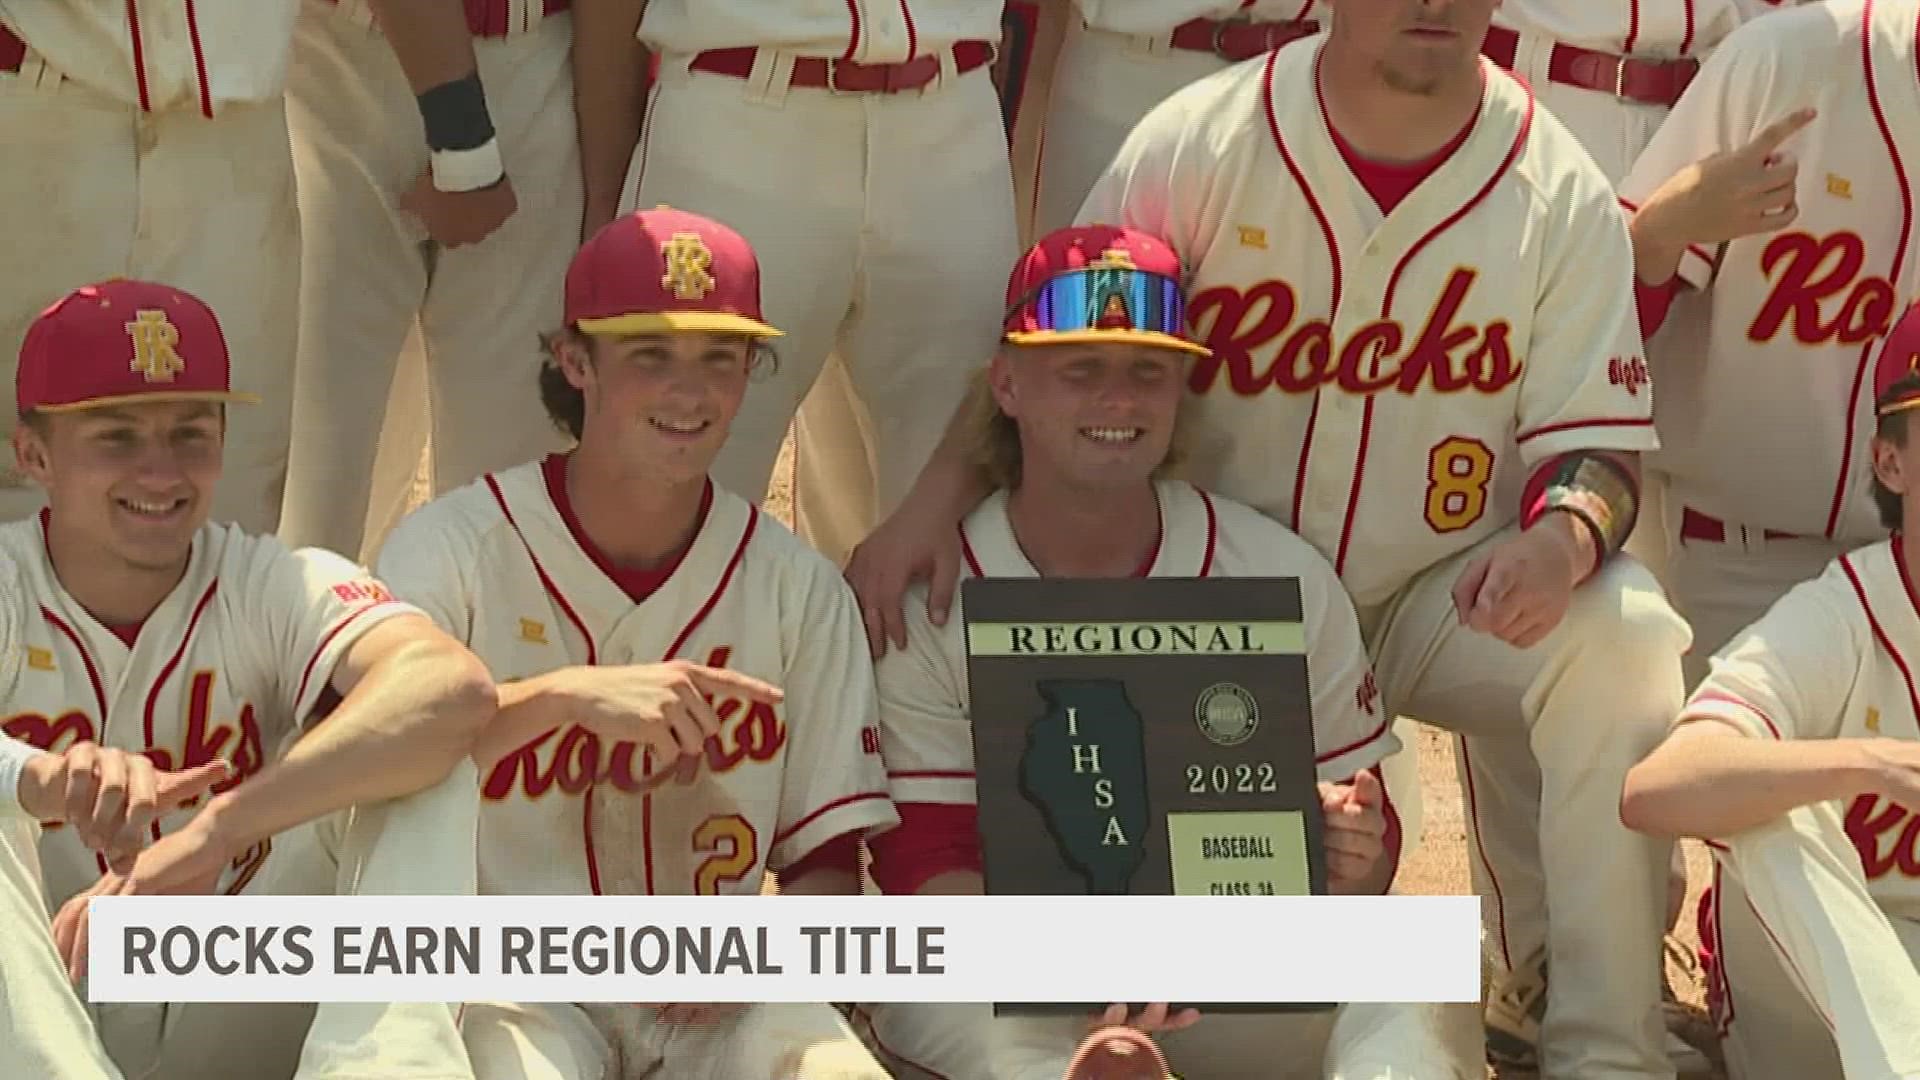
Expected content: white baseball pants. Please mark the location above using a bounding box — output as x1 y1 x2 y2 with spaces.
623 51 1020 565
1365 529 1690 1079
0 69 299 535
1664 522 1848 689
82 762 482 1080
278 5 579 563
0 813 124 1079
1705 801 1920 1080
460 999 891 1079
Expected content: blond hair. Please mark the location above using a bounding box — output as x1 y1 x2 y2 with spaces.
964 344 1192 491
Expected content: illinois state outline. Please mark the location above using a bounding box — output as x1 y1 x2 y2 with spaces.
1020 678 1150 894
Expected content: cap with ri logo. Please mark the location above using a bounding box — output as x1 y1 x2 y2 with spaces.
16 279 259 416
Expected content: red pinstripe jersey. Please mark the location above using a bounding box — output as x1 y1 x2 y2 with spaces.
1077 40 1656 608
375 459 899 897
0 517 418 907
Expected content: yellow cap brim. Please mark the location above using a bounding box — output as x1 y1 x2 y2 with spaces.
575 312 784 338
1004 328 1211 358
1880 396 1920 419
31 390 261 413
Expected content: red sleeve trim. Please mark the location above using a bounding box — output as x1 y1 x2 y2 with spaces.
1635 275 1681 340
772 790 891 846
1686 690 1784 740
777 830 862 887
1314 716 1390 764
291 601 409 710
867 802 981 895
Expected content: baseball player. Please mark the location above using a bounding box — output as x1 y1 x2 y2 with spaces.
848 224 1468 1080
568 0 1022 570
847 2 1696 1074
374 207 901 1080
0 739 228 1080
1615 305 1920 1080
277 0 578 563
0 0 516 538
1025 3 1329 239
1 279 497 1080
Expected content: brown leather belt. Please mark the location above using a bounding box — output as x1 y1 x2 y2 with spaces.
1481 25 1697 108
1167 17 1320 63
690 40 998 94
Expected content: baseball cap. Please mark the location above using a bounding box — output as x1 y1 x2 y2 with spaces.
1877 300 1920 418
565 206 782 338
17 279 259 416
1002 224 1210 358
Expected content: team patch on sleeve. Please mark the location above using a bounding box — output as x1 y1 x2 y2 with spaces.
331 579 397 606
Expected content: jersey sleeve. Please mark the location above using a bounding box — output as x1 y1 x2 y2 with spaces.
766 560 899 872
1296 548 1400 781
1678 569 1863 742
1074 77 1215 255
874 581 977 806
371 506 479 645
1512 156 1661 466
238 542 426 728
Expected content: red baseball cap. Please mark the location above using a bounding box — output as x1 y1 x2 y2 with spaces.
565 206 782 338
1002 224 1210 358
17 279 259 416
1877 300 1920 418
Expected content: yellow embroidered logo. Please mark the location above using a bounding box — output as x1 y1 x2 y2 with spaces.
125 309 185 383
1236 225 1268 250
1827 174 1853 199
518 618 547 644
1867 706 1882 733
25 647 52 672
1091 247 1137 270
660 233 716 300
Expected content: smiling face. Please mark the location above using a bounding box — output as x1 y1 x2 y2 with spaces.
14 400 223 571
989 341 1186 495
557 330 755 485
1327 0 1497 96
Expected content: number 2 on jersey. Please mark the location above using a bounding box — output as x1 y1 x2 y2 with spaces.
1425 437 1494 533
693 814 759 895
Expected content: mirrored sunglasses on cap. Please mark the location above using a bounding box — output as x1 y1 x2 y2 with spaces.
1003 267 1211 357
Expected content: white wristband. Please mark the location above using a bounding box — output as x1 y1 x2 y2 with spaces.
430 138 505 194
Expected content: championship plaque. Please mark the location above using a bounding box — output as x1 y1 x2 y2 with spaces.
962 577 1331 1016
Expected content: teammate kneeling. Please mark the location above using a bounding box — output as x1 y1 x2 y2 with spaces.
1621 304 1920 1080
375 207 900 1080
2 280 497 1080
850 226 1461 1080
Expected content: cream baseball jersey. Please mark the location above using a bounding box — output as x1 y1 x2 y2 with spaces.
1492 0 1749 55
1077 44 1656 609
637 0 1007 63
0 516 419 906
0 0 302 113
880 479 1398 810
1679 539 1920 919
375 460 898 897
1073 1 1328 35
1618 0 1920 544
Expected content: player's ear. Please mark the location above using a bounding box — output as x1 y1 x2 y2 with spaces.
553 330 596 392
11 414 50 484
987 347 1021 418
1873 429 1909 497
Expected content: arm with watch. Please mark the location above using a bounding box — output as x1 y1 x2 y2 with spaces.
365 0 520 249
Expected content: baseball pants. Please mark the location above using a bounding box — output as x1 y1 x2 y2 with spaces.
0 69 299 535
852 1000 1470 1080
0 814 124 1080
459 999 891 1079
623 51 1019 565
278 4 578 562
1704 801 1920 1080
1364 528 1689 1079
83 761 482 1080
1664 519 1848 690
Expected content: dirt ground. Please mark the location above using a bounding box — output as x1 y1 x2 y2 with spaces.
767 437 1725 1078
